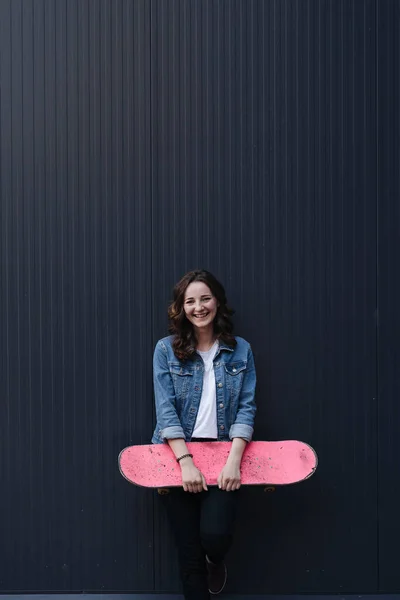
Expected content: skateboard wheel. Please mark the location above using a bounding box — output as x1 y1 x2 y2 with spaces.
264 486 275 493
157 488 170 495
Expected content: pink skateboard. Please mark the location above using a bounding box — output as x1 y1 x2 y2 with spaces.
118 440 318 489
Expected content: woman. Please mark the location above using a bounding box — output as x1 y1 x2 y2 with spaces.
152 269 257 599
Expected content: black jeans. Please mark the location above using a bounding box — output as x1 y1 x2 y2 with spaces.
159 485 239 600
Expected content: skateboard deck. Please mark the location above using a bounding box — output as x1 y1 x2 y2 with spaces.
118 440 317 488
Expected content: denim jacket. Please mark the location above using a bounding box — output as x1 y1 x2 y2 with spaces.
151 335 257 444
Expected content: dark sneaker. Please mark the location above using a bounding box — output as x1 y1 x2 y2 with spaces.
206 555 227 595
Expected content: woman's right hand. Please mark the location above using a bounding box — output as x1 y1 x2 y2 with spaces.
180 458 208 493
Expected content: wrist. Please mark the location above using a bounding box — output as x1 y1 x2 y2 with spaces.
227 437 247 464
226 455 241 468
179 456 194 468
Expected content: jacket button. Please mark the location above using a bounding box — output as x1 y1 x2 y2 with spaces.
219 403 224 409
218 382 223 388
220 425 224 430
194 386 199 391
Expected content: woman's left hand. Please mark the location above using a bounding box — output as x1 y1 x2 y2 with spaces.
217 461 241 491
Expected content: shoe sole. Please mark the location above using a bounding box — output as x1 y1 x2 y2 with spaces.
209 563 227 595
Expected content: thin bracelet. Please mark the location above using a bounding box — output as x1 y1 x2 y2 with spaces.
176 453 193 463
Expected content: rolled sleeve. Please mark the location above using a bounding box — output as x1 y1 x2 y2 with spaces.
160 425 185 441
229 422 254 442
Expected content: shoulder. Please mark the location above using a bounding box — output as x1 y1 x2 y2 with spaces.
225 336 253 361
154 335 175 351
155 335 174 349
155 334 174 347
233 336 252 351
220 336 252 354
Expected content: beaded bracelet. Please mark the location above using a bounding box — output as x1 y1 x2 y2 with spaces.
176 453 193 463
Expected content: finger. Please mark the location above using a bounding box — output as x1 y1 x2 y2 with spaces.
201 475 208 491
229 480 236 491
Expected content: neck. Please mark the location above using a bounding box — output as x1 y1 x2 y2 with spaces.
195 326 215 351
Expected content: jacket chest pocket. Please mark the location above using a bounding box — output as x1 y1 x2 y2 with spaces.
169 364 194 400
224 361 247 392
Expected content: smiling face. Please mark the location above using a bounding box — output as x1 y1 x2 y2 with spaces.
183 281 218 332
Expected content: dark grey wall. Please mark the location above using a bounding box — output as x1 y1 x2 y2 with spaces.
377 0 400 593
0 0 398 595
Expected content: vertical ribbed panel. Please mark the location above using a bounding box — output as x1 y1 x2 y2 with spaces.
377 0 400 591
151 0 377 594
0 0 153 591
1 0 397 595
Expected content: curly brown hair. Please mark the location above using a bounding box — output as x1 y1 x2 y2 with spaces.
168 269 237 361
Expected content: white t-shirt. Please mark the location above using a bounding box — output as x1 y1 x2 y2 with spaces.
192 341 219 439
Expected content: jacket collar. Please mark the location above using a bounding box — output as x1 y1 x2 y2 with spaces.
217 341 234 353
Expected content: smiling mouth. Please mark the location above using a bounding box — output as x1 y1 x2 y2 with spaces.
194 313 209 319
